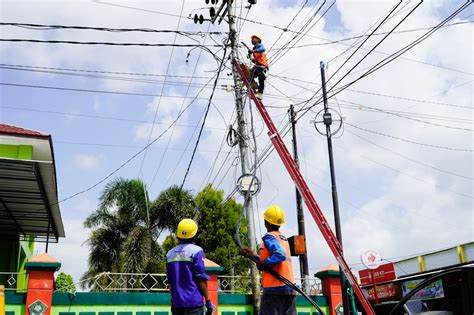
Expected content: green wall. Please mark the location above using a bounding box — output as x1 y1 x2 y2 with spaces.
0 144 34 290
6 292 328 315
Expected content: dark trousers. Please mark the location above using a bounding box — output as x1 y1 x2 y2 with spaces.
171 306 204 315
252 66 267 93
259 294 297 315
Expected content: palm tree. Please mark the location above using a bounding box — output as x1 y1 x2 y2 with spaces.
81 179 196 289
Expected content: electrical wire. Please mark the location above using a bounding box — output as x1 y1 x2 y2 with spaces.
180 46 229 189
0 22 222 35
344 122 473 152
0 82 214 99
0 63 230 80
346 129 473 181
0 105 226 130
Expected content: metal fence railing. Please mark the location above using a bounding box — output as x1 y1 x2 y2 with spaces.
83 273 323 294
0 272 28 292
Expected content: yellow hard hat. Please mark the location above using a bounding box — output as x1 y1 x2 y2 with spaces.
263 205 285 226
177 219 198 239
251 34 263 42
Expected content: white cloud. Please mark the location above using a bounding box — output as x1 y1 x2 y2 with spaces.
73 154 102 169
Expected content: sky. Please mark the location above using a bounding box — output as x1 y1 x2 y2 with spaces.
1 0 473 285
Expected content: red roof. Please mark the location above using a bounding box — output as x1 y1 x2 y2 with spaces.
0 123 49 139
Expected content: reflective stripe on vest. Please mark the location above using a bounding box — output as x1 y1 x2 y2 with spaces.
260 231 295 288
253 51 269 68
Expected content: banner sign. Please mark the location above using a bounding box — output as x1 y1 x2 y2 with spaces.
359 262 396 286
367 283 396 300
402 279 444 300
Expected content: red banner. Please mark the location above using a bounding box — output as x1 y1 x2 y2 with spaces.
359 262 396 286
367 283 396 300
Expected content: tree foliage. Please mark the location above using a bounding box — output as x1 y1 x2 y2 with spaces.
55 272 76 293
81 179 195 288
195 184 250 275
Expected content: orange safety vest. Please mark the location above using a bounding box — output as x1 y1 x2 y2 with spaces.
253 50 269 68
260 231 294 288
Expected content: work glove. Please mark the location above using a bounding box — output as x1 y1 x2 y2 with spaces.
205 299 215 315
247 49 253 58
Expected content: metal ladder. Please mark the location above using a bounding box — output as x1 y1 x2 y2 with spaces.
233 59 375 315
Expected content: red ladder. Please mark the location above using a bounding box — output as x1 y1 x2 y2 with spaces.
233 59 375 315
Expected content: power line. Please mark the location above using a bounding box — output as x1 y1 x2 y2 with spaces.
346 129 473 181
271 20 473 51
0 63 228 80
0 38 220 51
345 122 473 152
239 14 473 76
180 47 228 189
55 140 231 153
0 82 214 98
337 101 473 131
270 0 336 66
297 1 471 119
0 105 226 130
298 125 473 199
0 22 222 35
271 73 472 110
0 66 221 88
139 0 187 181
92 0 190 19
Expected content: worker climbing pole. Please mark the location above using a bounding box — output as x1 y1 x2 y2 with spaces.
233 59 376 315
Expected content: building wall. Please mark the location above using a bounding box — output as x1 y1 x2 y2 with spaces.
0 144 34 291
5 292 328 315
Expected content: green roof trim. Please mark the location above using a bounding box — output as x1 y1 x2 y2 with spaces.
315 269 340 280
25 261 61 271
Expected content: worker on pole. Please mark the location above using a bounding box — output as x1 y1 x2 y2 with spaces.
240 205 297 315
166 219 214 315
247 34 269 100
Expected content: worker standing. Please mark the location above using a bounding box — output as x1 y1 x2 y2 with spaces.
166 219 214 315
240 205 296 315
248 34 269 100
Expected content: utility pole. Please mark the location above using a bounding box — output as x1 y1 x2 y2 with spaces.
320 61 351 314
289 104 310 293
226 0 261 312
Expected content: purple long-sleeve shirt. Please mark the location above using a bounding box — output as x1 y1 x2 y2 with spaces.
166 243 210 308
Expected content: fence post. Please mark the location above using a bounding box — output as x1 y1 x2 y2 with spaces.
204 259 224 313
24 253 61 315
315 264 342 315
1 285 5 315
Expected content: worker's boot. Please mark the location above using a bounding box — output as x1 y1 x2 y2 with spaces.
256 92 263 100
251 81 259 91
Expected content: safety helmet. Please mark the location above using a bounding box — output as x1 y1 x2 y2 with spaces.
263 205 285 226
251 34 263 42
176 219 198 239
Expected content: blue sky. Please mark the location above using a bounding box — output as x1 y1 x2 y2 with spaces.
1 0 472 283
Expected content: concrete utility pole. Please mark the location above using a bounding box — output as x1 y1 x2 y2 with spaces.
320 61 351 314
226 0 261 312
289 104 310 293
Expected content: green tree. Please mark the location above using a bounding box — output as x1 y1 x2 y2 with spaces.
194 184 250 275
55 272 76 293
81 179 197 288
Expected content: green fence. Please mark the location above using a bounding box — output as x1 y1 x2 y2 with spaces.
6 292 328 315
